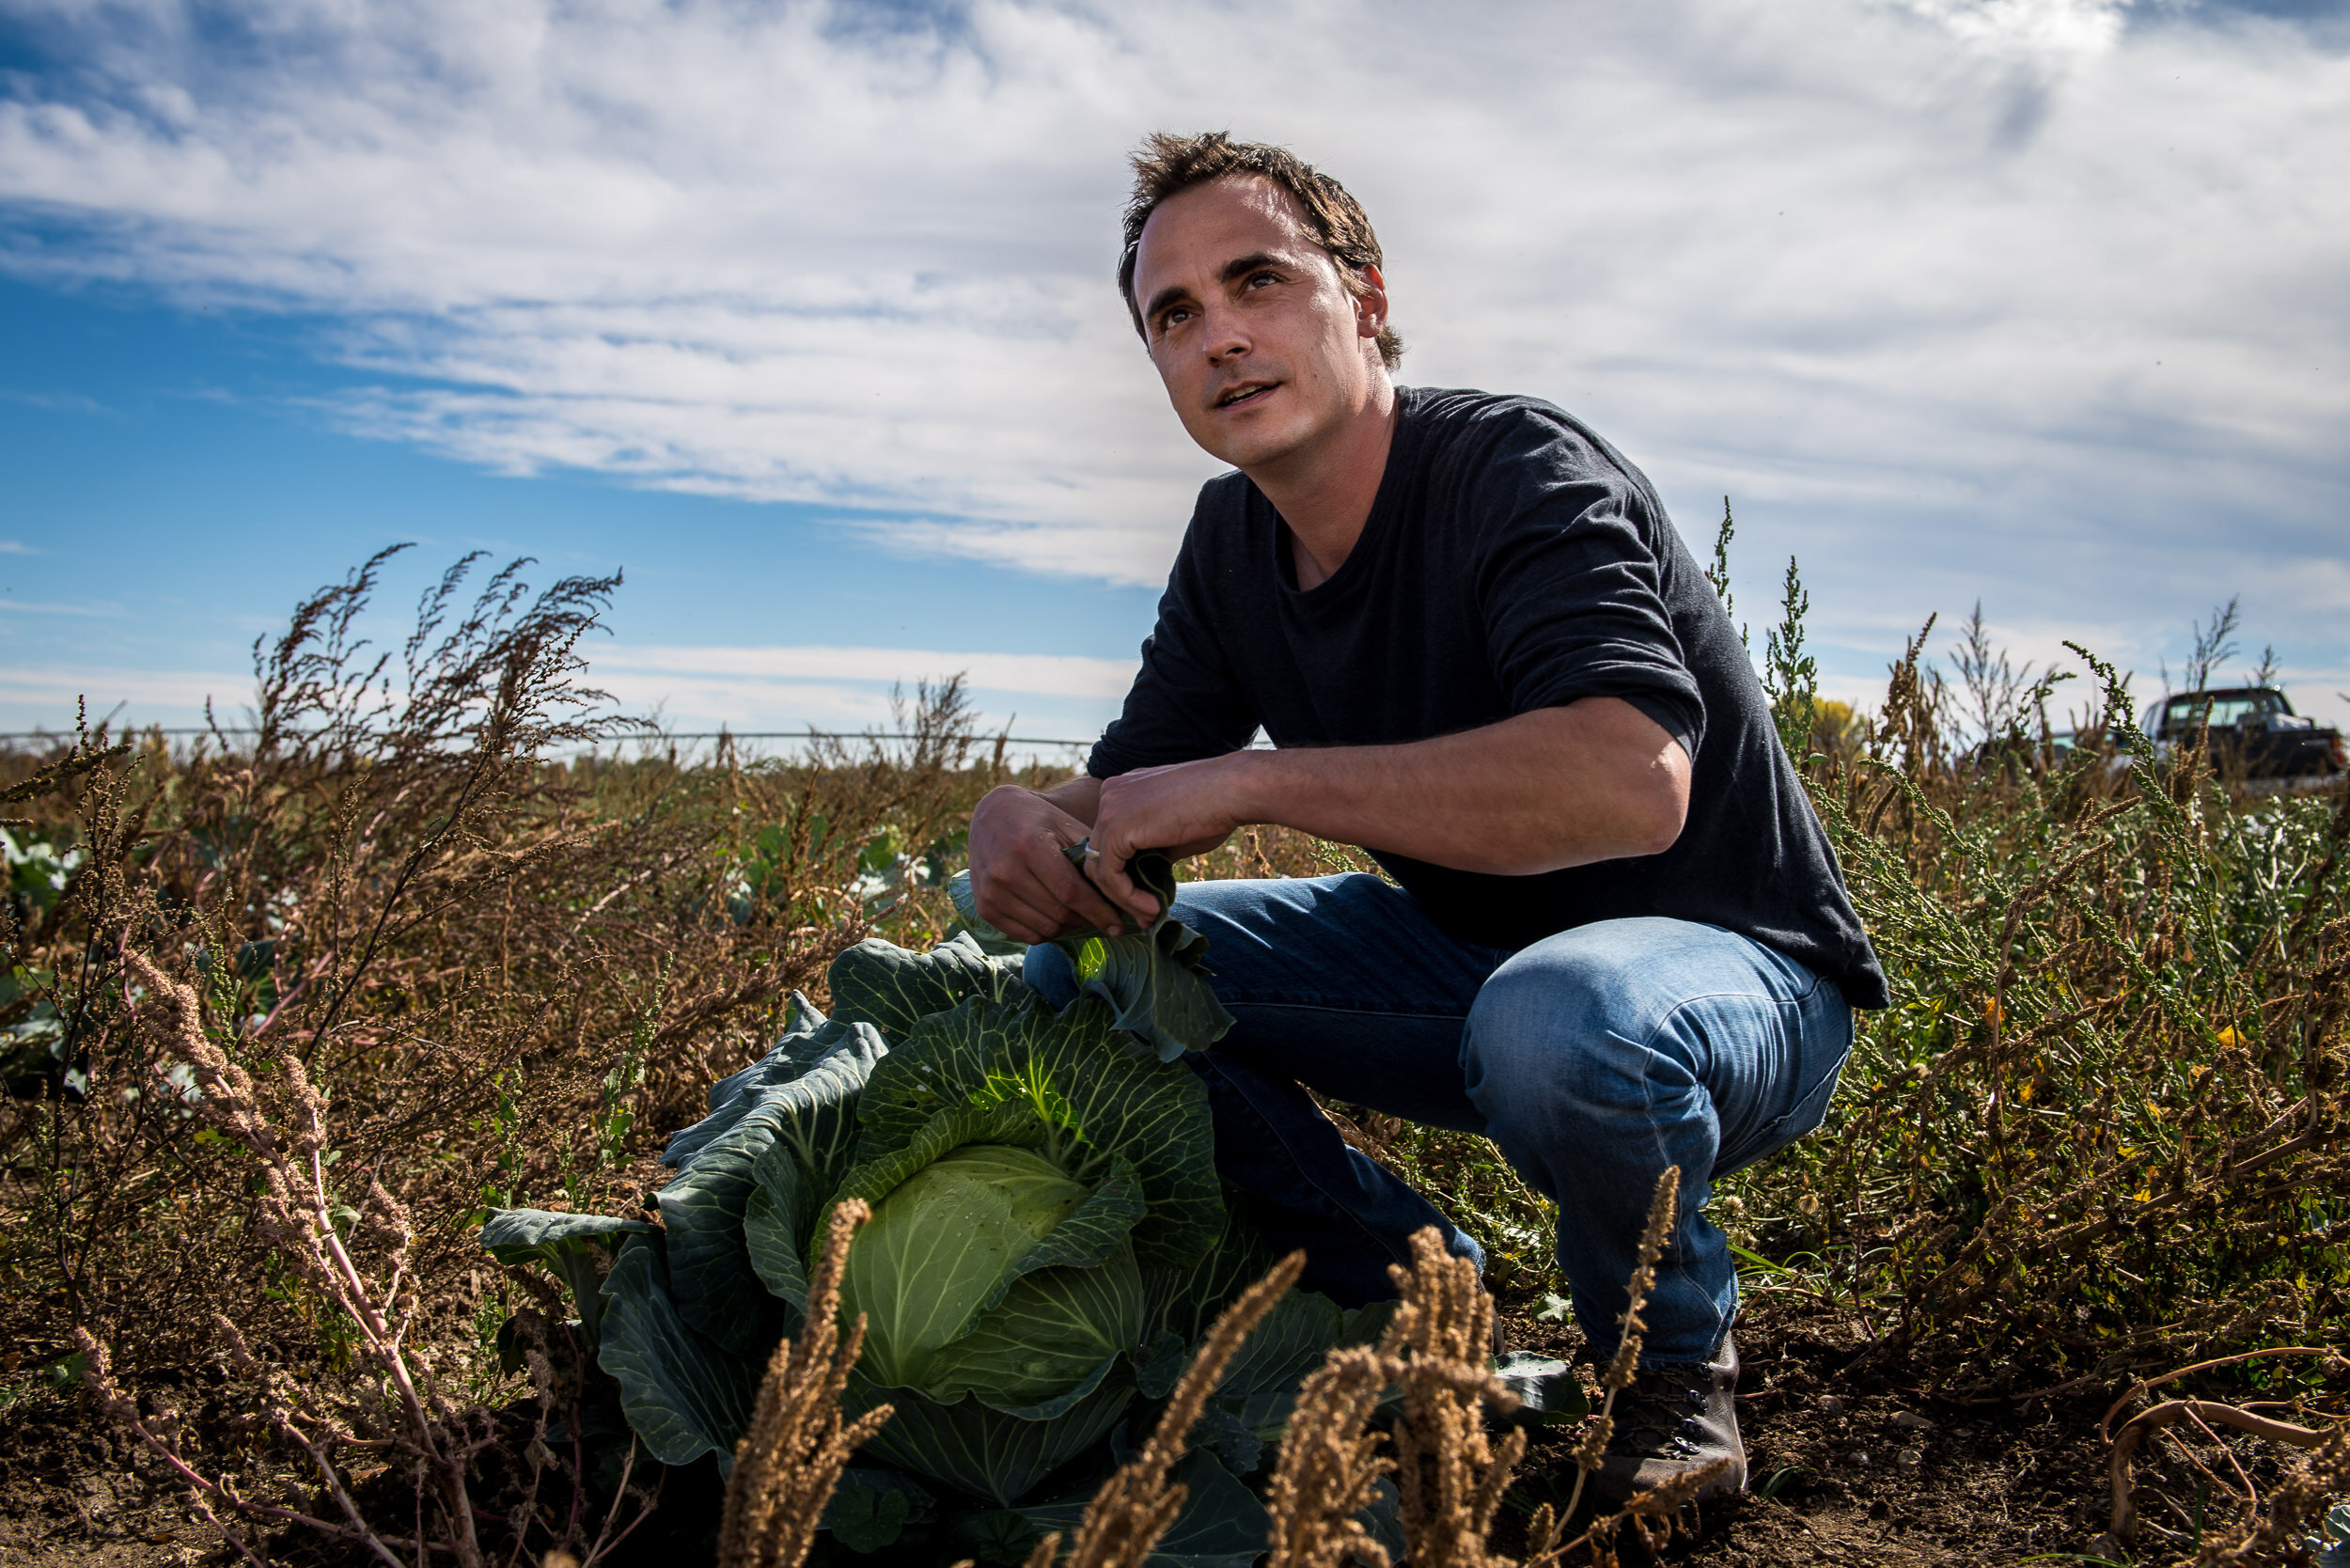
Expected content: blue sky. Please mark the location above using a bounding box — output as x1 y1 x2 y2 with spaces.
3 0 2347 749
3 272 1156 744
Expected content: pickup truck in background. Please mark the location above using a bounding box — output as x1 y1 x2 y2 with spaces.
2144 686 2348 780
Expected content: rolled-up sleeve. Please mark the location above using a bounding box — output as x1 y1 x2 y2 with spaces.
1471 429 1705 759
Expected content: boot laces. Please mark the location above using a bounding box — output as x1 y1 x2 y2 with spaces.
1605 1361 1711 1456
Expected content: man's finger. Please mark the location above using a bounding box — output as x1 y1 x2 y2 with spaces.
1046 852 1134 936
999 852 1127 941
975 870 1062 943
981 885 1062 947
1085 843 1162 926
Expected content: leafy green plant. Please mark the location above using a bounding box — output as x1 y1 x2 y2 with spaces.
1762 554 1818 763
485 925 1369 1555
948 841 1235 1061
1715 579 2350 1390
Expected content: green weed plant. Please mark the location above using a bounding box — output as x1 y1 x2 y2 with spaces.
1 543 2342 1560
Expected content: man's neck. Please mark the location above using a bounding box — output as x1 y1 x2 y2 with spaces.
1246 378 1399 591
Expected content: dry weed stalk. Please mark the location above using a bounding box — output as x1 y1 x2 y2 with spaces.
1025 1251 1308 1568
2096 1346 2350 1553
2186 1419 2350 1566
1254 1189 1709 1568
83 949 499 1568
1803 635 2350 1388
718 1198 893 1568
1380 1228 1526 1568
1561 1166 1681 1523
1263 1343 1404 1568
2108 1401 2330 1545
1477 1166 1740 1568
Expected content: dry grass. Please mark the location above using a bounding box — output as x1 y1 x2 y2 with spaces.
3 547 2345 1566
1025 1253 1307 1568
1380 1229 1525 1568
718 1200 891 1568
1261 1343 1401 1568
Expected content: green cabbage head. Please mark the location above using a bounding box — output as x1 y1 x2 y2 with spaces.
481 930 1359 1545
845 1142 1143 1406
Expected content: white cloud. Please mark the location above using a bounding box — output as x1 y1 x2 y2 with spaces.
0 662 248 716
0 597 122 616
0 0 2342 684
0 389 105 415
1897 0 2131 55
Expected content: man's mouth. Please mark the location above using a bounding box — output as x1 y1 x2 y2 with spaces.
1215 381 1277 409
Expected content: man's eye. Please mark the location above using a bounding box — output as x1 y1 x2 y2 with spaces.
1248 271 1277 288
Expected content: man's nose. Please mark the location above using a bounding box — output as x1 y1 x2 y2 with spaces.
1202 304 1248 361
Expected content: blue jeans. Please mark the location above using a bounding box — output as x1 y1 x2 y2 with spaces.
1024 874 1852 1366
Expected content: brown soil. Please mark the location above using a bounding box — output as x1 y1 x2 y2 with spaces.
1499 1291 2123 1565
3 1291 2156 1568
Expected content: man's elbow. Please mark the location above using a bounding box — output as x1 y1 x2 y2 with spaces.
1509 775 1683 873
1628 781 1687 857
1607 737 1690 860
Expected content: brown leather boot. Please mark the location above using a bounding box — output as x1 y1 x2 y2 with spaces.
1588 1333 1747 1505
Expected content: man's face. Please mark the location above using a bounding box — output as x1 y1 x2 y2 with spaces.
1130 177 1386 473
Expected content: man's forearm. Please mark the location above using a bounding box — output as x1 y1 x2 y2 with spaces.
1237 702 1685 874
1090 698 1688 894
1038 774 1102 825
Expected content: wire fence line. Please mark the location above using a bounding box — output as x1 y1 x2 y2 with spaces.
0 727 1097 747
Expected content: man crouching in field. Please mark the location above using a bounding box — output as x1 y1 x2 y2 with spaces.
964 132 1888 1502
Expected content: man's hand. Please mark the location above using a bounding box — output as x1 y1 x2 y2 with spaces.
965 779 1136 944
1085 755 1255 926
968 698 1684 943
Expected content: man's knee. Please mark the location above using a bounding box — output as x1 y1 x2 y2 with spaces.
1021 941 1077 1008
1466 933 1694 1073
1460 933 1711 1155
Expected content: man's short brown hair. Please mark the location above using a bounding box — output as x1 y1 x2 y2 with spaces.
1119 131 1403 371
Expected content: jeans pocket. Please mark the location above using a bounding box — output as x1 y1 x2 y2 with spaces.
1767 1049 1849 1146
1716 1045 1850 1177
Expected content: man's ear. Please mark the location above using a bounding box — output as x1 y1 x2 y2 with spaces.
1353 263 1388 341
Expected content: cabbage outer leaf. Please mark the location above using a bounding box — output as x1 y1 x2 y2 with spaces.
1214 1284 1343 1403
1016 1449 1268 1568
595 1232 762 1469
823 1485 910 1554
828 933 1028 1041
1141 1204 1279 1349
664 994 863 1167
1205 1286 1345 1442
843 1360 1133 1508
820 1467 934 1551
948 853 1234 1061
854 995 1220 1268
478 1209 655 1350
741 1140 816 1310
655 1012 884 1357
1059 918 1234 1063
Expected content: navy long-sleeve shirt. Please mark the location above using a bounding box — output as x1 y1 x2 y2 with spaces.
1089 385 1888 1009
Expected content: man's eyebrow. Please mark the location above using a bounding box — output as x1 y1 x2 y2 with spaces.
1142 251 1299 327
1142 281 1193 326
1219 250 1288 285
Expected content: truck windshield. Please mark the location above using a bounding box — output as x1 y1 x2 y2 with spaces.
2165 692 2287 730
